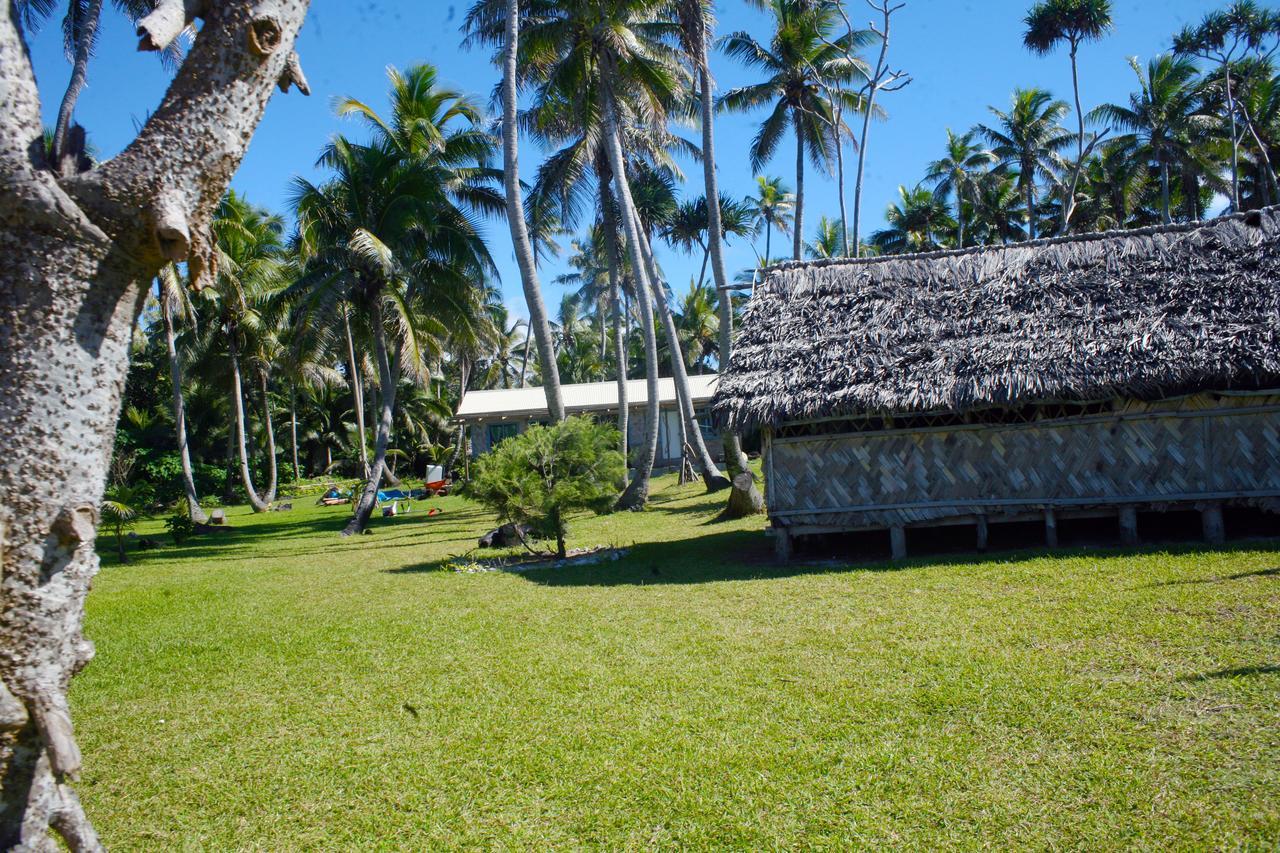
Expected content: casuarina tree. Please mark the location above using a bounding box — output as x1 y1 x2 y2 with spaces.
0 1 313 845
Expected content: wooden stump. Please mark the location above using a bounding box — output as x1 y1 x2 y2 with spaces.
1118 506 1139 546
1202 504 1225 545
1044 509 1058 548
975 515 989 552
724 472 764 518
890 525 907 561
774 528 793 562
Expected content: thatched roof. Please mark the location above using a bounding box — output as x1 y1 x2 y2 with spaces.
712 208 1280 430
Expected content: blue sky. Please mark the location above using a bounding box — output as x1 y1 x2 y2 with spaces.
25 0 1218 321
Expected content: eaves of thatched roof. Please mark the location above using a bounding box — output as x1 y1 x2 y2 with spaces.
712 207 1280 431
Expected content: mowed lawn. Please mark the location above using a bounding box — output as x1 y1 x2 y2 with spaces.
78 473 1279 849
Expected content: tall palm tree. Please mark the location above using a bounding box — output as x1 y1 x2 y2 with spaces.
498 0 565 421
718 0 871 259
675 279 719 373
745 175 795 267
211 191 285 513
925 129 996 247
157 264 207 522
291 65 501 534
1023 0 1114 233
979 88 1074 240
674 0 759 499
1089 55 1212 223
870 184 957 254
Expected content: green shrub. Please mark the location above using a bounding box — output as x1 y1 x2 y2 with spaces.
466 416 624 559
164 512 196 546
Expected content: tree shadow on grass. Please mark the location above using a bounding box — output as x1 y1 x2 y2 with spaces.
1180 664 1280 681
1149 565 1279 587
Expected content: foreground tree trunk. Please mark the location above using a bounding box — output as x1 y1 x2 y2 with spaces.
501 0 565 422
793 117 805 261
289 385 301 481
230 337 271 513
343 299 396 536
0 4 311 844
161 281 207 523
601 91 661 509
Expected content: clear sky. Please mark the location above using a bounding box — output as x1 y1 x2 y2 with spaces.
24 0 1219 321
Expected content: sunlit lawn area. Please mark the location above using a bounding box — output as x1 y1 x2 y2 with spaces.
79 473 1279 848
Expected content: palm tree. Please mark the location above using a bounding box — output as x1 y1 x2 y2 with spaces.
465 0 691 506
498 0 565 421
971 172 1029 245
211 191 285 513
1174 2 1280 210
663 194 756 289
745 175 795 267
925 129 996 247
156 265 207 522
1089 55 1212 223
291 65 501 534
675 279 719 373
805 215 845 258
1023 0 1114 233
673 0 760 500
979 88 1074 239
1071 141 1157 230
16 0 172 170
718 0 871 260
871 184 957 254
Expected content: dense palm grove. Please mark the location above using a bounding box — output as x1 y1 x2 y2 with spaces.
100 0 1279 521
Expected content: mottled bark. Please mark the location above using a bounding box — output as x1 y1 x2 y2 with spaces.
602 92 660 510
161 285 207 522
501 0 564 422
0 2 311 844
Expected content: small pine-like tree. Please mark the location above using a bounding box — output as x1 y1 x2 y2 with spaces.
467 417 625 559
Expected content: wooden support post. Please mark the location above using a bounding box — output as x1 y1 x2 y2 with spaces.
1118 506 1139 546
975 515 988 553
774 528 793 562
1201 504 1225 545
890 525 907 561
1044 509 1058 549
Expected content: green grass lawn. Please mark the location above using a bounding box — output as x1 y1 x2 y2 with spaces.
78 473 1279 848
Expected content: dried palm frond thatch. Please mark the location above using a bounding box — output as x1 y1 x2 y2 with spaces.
712 208 1280 430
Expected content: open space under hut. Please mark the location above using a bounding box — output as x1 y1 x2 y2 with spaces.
712 208 1280 560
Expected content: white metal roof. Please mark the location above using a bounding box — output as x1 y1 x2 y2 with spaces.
454 375 719 422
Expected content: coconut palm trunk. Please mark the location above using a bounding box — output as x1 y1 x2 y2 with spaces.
501 0 565 422
696 58 756 487
636 225 728 492
793 116 805 261
160 285 207 522
342 306 370 478
602 92 660 509
289 386 300 481
49 0 103 170
344 299 397 536
600 182 630 483
258 369 278 503
229 334 270 513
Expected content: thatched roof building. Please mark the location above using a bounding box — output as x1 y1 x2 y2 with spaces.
713 209 1280 560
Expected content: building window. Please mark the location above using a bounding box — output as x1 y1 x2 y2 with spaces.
488 422 519 448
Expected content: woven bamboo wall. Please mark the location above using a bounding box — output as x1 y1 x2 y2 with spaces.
766 393 1280 530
